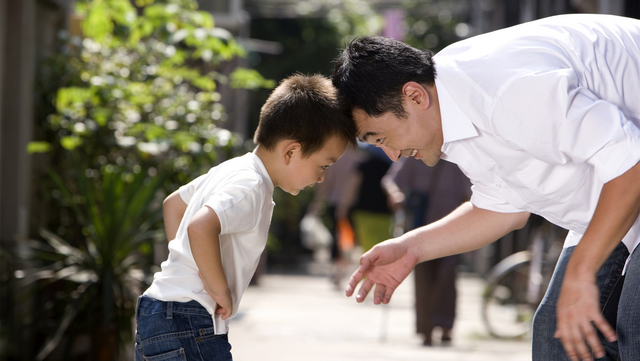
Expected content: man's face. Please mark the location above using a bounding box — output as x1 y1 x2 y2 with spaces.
353 97 443 166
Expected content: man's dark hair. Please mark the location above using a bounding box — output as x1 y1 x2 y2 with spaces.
332 36 436 118
254 74 357 156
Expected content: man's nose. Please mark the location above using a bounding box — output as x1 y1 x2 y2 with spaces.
380 145 401 162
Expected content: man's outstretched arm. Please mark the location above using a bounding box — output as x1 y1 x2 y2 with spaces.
346 202 530 304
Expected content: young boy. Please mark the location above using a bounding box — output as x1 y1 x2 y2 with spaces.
134 74 356 360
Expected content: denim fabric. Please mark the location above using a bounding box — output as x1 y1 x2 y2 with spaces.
617 246 640 360
532 242 634 361
135 296 232 361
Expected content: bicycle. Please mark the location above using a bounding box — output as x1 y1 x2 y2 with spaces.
481 216 567 339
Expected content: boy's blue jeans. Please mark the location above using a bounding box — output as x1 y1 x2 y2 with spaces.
135 296 233 361
532 242 640 360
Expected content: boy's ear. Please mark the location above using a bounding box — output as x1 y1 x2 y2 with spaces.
282 141 302 165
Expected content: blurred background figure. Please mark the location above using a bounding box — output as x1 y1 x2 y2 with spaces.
307 147 362 288
382 158 471 346
337 143 393 258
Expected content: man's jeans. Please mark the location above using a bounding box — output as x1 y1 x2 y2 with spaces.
532 242 640 360
135 296 233 361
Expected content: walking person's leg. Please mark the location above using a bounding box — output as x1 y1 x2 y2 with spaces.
415 261 437 345
432 255 458 344
532 242 628 361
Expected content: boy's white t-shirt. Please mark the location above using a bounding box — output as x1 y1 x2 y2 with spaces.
144 152 275 334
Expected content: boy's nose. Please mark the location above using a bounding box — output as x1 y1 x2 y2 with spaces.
380 145 401 162
317 172 326 183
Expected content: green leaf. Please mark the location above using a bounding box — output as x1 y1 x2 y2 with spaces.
229 68 276 90
144 124 166 141
83 2 113 42
91 107 111 126
55 87 96 113
60 136 83 150
27 141 52 154
192 75 216 91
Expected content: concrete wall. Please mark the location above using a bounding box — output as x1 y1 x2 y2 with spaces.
0 0 36 246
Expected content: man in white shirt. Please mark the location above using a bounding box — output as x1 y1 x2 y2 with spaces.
332 14 640 361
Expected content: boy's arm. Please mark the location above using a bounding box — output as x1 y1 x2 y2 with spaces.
163 190 188 242
188 206 232 320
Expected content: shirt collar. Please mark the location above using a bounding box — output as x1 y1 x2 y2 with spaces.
436 77 478 151
248 152 275 192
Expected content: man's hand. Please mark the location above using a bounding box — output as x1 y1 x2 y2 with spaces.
554 272 616 361
199 271 233 320
554 161 640 360
346 238 418 305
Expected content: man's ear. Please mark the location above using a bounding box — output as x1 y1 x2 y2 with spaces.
282 141 302 165
402 82 430 109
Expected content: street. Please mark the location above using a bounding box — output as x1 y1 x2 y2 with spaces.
228 262 532 361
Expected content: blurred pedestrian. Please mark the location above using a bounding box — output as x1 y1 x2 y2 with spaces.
382 157 470 345
337 144 393 253
307 147 363 288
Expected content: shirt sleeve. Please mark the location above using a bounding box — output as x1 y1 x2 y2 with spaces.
178 174 208 205
203 177 265 235
492 69 640 184
470 183 523 214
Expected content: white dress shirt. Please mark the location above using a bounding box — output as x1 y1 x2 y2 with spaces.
434 14 640 259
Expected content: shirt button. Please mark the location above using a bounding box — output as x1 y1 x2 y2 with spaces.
569 225 575 230
495 183 502 188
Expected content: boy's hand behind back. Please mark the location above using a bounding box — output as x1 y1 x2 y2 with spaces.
199 271 233 320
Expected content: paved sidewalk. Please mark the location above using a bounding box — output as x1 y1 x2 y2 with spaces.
228 265 532 361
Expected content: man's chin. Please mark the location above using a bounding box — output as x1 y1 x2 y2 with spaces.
420 155 441 167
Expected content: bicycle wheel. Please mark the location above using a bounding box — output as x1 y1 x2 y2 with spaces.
482 252 536 338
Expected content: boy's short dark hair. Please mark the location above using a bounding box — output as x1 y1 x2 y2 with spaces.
332 36 436 118
254 74 357 156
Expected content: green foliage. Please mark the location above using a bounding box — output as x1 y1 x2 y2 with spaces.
24 0 274 358
401 0 470 52
17 165 165 360
26 141 53 154
325 0 384 42
230 68 276 90
32 0 273 178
